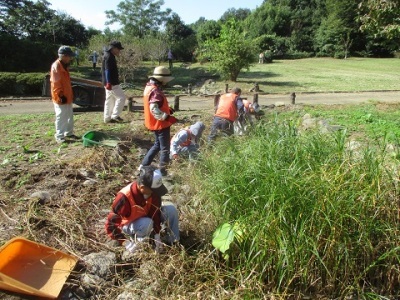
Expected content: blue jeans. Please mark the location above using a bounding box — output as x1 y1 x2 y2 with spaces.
142 127 171 169
122 202 180 244
207 116 234 142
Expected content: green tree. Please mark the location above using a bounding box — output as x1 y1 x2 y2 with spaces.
358 0 400 40
220 8 251 23
105 0 171 38
203 19 255 82
165 13 196 61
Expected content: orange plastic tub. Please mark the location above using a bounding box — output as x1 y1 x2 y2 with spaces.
0 237 78 299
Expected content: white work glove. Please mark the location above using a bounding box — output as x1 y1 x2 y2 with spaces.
154 234 163 254
124 239 138 253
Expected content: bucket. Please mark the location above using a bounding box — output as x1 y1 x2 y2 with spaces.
0 237 78 299
82 130 120 147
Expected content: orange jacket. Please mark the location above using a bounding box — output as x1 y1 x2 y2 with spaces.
50 59 73 105
105 182 162 242
215 93 239 122
143 83 173 130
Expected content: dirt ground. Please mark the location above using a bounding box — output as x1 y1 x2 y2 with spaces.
0 91 399 299
1 90 400 115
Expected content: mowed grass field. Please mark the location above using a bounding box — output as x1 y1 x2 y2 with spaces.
188 57 400 93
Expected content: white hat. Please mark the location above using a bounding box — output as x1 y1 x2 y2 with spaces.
149 66 174 84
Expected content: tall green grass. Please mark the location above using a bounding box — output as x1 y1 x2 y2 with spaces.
194 120 399 298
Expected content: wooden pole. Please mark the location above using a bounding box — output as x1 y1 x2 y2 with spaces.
214 94 220 112
127 97 134 112
225 84 229 93
174 95 180 111
253 93 259 104
187 83 192 95
290 92 296 104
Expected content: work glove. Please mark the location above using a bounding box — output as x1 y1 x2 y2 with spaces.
169 107 175 115
166 115 178 124
105 83 112 90
154 234 163 254
60 95 67 104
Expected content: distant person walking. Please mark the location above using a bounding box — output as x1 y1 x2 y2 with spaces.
91 51 98 70
50 46 80 144
101 41 126 123
258 52 264 64
167 49 174 69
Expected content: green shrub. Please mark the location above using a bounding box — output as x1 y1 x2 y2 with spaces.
0 72 46 96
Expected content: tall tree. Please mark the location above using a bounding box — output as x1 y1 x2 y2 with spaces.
203 19 255 82
105 0 171 38
358 0 400 40
220 8 251 23
165 13 196 61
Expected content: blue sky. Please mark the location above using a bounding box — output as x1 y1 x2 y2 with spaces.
46 0 263 31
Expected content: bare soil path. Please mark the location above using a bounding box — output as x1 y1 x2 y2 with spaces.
1 91 399 115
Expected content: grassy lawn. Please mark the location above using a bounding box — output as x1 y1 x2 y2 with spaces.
72 57 400 96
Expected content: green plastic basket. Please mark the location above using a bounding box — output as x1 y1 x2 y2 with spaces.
82 131 120 147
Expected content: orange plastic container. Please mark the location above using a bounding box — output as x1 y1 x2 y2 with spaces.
0 237 78 299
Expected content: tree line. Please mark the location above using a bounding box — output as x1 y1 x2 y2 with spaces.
1 0 399 78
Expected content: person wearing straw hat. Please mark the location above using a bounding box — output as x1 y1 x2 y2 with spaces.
139 66 177 176
105 166 180 253
170 121 206 160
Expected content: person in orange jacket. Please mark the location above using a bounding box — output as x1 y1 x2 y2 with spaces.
50 46 79 144
140 66 177 176
105 166 180 253
207 87 244 142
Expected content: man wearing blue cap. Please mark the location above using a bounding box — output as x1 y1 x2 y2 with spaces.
50 46 80 144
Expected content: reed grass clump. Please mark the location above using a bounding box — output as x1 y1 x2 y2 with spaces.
194 120 399 298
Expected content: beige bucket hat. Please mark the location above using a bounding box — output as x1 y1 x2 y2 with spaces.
149 66 174 84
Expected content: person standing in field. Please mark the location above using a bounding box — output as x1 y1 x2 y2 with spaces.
208 87 244 142
167 49 174 69
92 51 98 70
101 41 126 123
139 66 177 176
50 46 80 144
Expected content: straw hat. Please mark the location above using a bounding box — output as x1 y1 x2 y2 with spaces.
149 66 174 84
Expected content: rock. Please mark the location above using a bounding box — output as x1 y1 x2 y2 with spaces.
83 251 116 278
30 191 51 205
80 273 104 290
83 179 97 186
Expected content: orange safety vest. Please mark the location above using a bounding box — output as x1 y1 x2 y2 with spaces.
215 93 239 122
172 129 192 147
119 183 156 227
50 59 73 105
143 84 173 130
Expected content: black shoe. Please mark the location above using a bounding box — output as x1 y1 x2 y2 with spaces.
114 116 124 122
67 134 80 140
108 119 118 123
160 168 168 176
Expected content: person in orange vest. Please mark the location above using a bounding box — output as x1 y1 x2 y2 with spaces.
170 121 206 160
140 66 177 176
234 99 261 135
105 166 180 253
50 46 80 144
207 87 244 142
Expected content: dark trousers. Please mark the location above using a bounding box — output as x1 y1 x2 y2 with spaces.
141 127 171 169
207 117 234 142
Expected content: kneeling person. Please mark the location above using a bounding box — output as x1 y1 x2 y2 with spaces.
105 166 180 253
170 121 205 160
